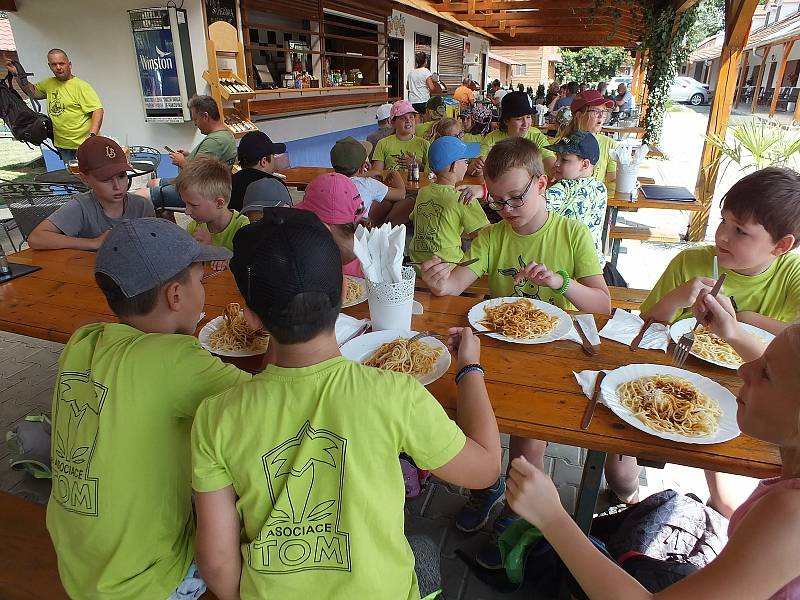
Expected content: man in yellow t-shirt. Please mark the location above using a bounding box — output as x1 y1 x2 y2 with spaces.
192 208 502 600
8 49 103 160
372 100 430 172
47 219 250 600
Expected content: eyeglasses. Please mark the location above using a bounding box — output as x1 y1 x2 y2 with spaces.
585 109 609 117
486 176 535 211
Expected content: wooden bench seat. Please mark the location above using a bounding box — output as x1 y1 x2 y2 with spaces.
0 491 218 600
609 225 682 266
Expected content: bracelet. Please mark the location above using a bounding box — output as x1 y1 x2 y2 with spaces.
481 182 488 200
455 363 484 385
554 270 570 295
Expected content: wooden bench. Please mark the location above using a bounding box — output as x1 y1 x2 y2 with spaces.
0 491 218 600
609 225 682 266
416 278 651 311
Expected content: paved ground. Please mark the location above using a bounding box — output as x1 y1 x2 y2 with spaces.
0 108 778 598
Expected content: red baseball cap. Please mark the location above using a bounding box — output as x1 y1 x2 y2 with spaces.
295 173 364 225
76 136 133 180
570 90 614 113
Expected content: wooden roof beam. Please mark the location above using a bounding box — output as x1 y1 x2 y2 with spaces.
464 13 639 24
485 24 642 34
432 0 620 10
675 0 701 14
493 34 639 45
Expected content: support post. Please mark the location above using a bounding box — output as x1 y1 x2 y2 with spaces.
769 40 795 117
689 0 759 241
750 44 772 113
734 49 750 106
631 50 643 98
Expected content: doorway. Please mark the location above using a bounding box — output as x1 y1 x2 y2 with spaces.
388 37 403 101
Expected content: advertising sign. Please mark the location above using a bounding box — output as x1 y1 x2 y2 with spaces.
130 9 182 112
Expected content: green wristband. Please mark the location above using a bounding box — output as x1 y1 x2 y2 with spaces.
555 270 570 295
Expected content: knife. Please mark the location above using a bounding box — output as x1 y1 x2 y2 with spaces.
629 317 655 352
572 316 597 356
581 371 606 430
338 321 370 347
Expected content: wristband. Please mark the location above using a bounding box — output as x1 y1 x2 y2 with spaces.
554 270 570 295
455 363 484 384
481 182 488 200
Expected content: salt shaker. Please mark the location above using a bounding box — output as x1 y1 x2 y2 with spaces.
0 245 11 279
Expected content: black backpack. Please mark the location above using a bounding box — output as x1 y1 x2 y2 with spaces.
0 61 53 147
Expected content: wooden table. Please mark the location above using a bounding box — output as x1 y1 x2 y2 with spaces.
34 162 157 185
279 167 482 192
0 249 780 481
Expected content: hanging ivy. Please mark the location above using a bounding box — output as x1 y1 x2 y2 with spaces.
640 1 701 144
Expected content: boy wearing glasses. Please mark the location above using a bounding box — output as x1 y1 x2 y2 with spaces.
409 136 489 267
420 137 610 569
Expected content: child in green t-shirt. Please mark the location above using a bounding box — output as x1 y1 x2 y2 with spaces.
47 219 251 599
176 157 249 270
419 137 610 569
410 135 489 267
191 209 501 600
372 100 430 172
633 167 800 518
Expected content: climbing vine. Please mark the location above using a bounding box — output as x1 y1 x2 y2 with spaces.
639 1 701 144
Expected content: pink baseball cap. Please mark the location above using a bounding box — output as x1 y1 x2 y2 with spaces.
570 90 614 113
295 173 364 225
390 99 418 120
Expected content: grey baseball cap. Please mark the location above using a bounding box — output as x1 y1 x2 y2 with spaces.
95 218 232 298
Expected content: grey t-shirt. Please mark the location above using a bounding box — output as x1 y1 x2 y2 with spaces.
241 177 293 212
48 191 156 238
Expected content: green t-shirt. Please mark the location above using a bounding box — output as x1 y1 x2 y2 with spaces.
410 183 489 265
545 177 608 268
192 356 465 600
415 120 435 139
465 213 602 310
479 128 556 159
640 245 800 323
187 209 249 251
373 135 430 171
463 132 484 145
594 133 617 188
189 129 238 165
46 323 251 600
35 76 102 149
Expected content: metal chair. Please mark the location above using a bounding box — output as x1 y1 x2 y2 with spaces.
1 182 84 242
127 145 162 179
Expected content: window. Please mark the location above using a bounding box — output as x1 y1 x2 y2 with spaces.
322 11 385 87
438 31 464 90
514 64 527 76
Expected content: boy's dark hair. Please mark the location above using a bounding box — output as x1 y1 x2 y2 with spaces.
95 266 193 318
484 137 545 181
239 152 271 169
567 81 579 95
261 292 340 345
721 167 800 249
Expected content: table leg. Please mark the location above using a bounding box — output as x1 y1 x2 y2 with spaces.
574 449 607 534
602 206 619 257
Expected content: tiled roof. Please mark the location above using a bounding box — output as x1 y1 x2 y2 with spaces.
688 11 800 62
0 18 15 51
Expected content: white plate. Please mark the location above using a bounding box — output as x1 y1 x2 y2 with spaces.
601 363 740 444
340 330 451 386
669 318 775 370
198 316 268 357
342 276 367 308
467 297 572 344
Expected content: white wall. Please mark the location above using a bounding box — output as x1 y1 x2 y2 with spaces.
11 0 211 150
392 10 438 100
464 33 490 87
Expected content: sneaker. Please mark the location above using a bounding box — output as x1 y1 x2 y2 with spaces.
475 515 518 570
455 478 505 533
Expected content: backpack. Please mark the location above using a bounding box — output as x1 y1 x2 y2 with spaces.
0 61 54 147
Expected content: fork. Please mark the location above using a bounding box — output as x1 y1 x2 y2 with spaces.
409 329 496 343
406 257 479 267
672 273 727 367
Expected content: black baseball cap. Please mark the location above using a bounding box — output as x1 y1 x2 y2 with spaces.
545 130 600 164
237 131 287 165
229 208 342 320
500 91 535 119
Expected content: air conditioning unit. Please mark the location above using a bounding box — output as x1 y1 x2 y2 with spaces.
464 53 480 65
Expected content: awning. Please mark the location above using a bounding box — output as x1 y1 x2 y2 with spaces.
488 51 521 66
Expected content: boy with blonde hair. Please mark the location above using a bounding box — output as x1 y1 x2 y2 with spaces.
420 137 610 569
47 218 251 599
175 156 249 256
410 135 488 266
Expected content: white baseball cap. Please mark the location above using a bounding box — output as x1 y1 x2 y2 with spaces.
376 103 393 121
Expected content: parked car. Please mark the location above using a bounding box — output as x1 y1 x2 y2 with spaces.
670 76 710 106
608 76 633 90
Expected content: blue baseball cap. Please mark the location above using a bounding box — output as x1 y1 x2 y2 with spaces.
429 136 481 172
545 130 600 164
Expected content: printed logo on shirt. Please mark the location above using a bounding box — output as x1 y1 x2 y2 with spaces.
248 421 351 574
51 371 108 516
412 200 443 254
49 90 66 117
498 254 549 302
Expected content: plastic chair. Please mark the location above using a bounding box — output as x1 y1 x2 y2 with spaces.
127 145 162 179
0 182 84 242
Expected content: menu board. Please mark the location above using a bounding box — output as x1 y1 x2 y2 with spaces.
205 0 237 28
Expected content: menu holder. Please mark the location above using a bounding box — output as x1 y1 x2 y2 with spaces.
0 262 42 284
640 185 696 202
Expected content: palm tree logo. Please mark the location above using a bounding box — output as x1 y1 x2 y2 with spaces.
263 421 346 526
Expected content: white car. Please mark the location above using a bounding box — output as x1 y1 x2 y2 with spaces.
608 76 633 90
670 76 710 106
